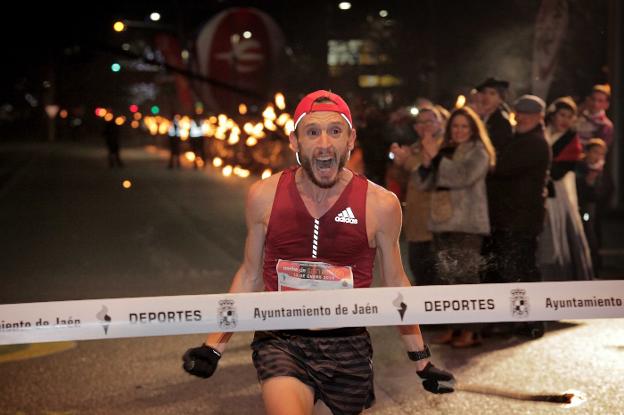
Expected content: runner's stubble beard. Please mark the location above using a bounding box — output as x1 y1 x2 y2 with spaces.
300 148 349 189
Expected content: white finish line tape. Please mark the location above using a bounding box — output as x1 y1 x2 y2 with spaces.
1 280 623 345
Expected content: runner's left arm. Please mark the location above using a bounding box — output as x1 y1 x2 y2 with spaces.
372 189 429 369
373 188 455 393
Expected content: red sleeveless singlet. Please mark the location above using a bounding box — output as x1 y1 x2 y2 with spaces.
262 167 376 291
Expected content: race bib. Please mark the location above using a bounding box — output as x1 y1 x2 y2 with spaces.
276 259 354 291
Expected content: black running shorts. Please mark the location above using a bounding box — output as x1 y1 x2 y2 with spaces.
251 327 375 415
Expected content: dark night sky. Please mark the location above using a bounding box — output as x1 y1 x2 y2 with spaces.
0 1 611 112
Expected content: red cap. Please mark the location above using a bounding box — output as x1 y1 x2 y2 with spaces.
293 90 353 130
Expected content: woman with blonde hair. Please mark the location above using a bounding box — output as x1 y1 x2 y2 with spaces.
416 106 495 347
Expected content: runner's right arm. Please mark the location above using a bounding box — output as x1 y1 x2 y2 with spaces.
203 175 277 352
182 175 278 379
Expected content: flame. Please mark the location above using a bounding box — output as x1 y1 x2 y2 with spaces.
96 305 110 321
274 93 286 110
392 293 404 308
276 113 290 127
262 105 276 121
455 94 466 108
246 136 258 147
284 119 295 135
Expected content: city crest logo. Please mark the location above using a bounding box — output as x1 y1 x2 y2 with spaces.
218 299 237 329
510 288 529 318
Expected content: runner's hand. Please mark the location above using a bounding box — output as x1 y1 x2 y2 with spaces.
182 344 221 378
416 362 455 394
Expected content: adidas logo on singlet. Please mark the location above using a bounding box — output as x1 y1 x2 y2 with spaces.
335 207 358 224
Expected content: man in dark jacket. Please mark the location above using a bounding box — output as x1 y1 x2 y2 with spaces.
476 78 514 282
485 94 551 338
487 94 551 284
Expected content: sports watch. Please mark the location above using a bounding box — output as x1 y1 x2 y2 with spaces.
407 344 431 361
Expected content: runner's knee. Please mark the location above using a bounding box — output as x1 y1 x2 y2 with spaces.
262 376 315 415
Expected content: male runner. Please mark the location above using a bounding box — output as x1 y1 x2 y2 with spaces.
183 90 455 415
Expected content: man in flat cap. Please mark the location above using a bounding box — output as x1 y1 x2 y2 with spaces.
485 95 551 337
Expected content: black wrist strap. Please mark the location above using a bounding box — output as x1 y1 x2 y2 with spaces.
201 344 222 358
407 344 431 361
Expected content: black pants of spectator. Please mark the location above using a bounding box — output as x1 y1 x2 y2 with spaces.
408 241 436 286
481 230 544 338
482 230 541 283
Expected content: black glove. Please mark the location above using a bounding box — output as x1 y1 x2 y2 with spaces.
182 344 221 379
416 362 455 394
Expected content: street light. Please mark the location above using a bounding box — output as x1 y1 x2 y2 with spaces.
113 21 126 32
338 2 351 10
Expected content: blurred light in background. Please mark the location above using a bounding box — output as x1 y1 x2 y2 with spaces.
261 169 272 180
379 10 389 18
212 157 223 167
238 103 248 115
111 63 121 72
150 12 161 22
150 105 160 115
113 21 125 32
338 2 351 10
122 180 132 189
222 165 233 177
195 102 204 115
185 152 196 162
243 31 252 39
274 93 286 110
245 136 258 147
455 94 466 108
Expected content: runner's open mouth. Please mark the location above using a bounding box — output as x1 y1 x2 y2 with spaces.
315 157 335 171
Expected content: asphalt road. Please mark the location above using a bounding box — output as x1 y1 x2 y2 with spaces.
1 141 623 415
